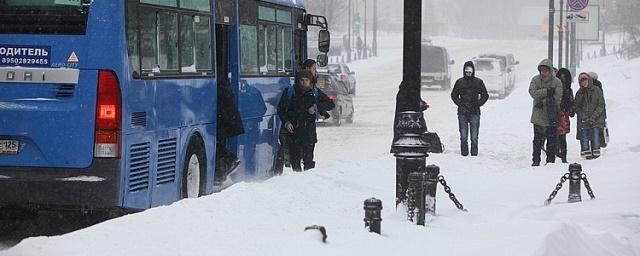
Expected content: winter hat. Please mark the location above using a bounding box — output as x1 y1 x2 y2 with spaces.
588 72 598 80
297 70 314 81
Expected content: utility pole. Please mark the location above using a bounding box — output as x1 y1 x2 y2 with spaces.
570 23 577 76
565 23 570 71
364 0 368 59
559 0 564 67
548 0 555 62
348 0 352 63
373 0 378 56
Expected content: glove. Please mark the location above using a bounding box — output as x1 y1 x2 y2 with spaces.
547 88 555 97
320 111 331 119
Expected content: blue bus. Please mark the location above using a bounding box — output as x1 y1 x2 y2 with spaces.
0 0 329 212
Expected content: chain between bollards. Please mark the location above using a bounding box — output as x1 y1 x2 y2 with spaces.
437 175 467 212
544 173 569 206
581 173 596 200
544 163 596 206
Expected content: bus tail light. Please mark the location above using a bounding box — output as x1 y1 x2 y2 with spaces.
94 70 121 158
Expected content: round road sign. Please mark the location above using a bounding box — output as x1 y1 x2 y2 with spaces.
568 0 589 11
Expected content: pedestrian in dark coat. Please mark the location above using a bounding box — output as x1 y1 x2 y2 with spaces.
451 61 489 156
555 68 574 163
529 59 563 166
277 70 335 171
588 71 608 148
575 72 606 159
215 76 245 183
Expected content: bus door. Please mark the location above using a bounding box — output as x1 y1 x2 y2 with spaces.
215 0 243 179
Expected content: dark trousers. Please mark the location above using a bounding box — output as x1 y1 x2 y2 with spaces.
557 134 567 160
274 133 290 175
289 140 316 172
533 125 557 163
458 114 480 156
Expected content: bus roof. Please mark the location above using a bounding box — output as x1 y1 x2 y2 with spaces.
260 0 305 9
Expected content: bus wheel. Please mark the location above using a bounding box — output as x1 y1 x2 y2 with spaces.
182 139 206 199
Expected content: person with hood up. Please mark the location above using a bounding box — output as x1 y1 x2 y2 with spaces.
574 72 606 159
277 70 335 171
555 68 575 163
529 59 563 166
451 61 489 156
588 71 608 148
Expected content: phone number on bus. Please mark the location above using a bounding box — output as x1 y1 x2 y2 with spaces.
1 57 49 66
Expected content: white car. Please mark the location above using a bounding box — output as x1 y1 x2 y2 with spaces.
472 58 509 98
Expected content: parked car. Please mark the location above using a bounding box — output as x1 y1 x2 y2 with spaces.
315 70 354 126
472 57 510 98
326 63 357 96
477 52 519 90
421 44 454 90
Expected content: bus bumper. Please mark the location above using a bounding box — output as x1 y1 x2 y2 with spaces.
0 158 122 210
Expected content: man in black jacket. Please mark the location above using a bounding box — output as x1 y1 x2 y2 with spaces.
278 70 335 171
451 61 489 156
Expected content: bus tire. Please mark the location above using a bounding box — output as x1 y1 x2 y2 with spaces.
182 137 206 199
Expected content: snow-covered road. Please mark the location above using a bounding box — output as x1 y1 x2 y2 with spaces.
3 35 640 256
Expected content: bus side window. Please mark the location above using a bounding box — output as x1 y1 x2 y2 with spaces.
126 0 141 76
140 9 159 72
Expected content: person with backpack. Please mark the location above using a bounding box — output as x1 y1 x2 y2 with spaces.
529 59 563 166
277 70 335 171
555 68 575 163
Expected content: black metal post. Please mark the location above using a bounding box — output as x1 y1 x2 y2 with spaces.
392 0 424 209
372 0 378 57
363 198 382 234
407 171 428 225
425 165 440 216
392 112 428 207
548 0 555 63
559 0 564 67
568 163 582 203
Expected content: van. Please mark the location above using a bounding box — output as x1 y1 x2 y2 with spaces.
421 44 454 90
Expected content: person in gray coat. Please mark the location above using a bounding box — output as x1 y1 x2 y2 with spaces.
529 59 562 166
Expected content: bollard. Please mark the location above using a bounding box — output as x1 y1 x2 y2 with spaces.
391 111 429 207
568 163 582 203
363 198 383 234
425 165 440 216
407 171 428 225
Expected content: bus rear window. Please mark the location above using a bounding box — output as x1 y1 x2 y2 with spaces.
0 0 90 35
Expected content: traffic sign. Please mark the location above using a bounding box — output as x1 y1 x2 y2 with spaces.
566 11 589 23
568 0 589 11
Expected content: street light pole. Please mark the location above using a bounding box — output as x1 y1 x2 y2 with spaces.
559 0 564 67
392 0 424 207
348 0 352 63
364 0 368 59
373 0 378 56
548 0 555 63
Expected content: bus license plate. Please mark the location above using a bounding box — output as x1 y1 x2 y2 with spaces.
0 140 19 154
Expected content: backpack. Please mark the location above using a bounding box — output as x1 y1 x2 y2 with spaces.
284 85 321 120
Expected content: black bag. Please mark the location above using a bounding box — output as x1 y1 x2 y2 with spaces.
422 132 444 153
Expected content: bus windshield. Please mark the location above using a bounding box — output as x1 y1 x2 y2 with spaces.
0 0 90 35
